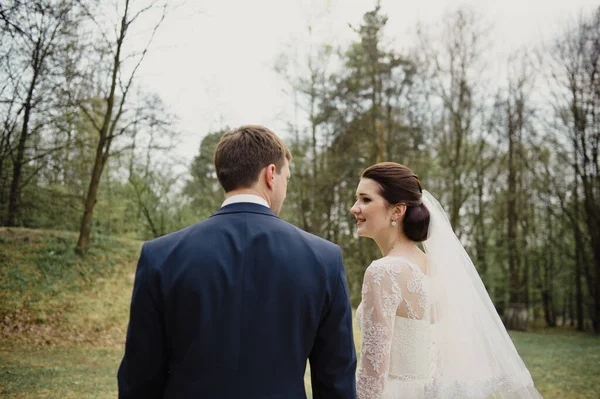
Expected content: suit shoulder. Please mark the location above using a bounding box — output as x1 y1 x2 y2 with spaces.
279 219 340 253
142 221 202 252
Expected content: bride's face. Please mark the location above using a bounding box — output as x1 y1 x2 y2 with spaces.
350 178 394 239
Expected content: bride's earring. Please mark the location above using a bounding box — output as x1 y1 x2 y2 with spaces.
391 220 397 227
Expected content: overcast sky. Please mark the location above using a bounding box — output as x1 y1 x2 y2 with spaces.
133 0 599 162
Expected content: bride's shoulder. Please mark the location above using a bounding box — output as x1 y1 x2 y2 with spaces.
374 255 417 267
366 257 408 276
369 255 428 276
363 258 415 289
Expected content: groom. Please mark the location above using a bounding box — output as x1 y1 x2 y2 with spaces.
118 125 356 398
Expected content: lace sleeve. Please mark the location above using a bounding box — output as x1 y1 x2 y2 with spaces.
356 262 402 399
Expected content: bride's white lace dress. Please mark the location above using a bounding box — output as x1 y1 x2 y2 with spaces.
355 255 542 399
356 256 432 399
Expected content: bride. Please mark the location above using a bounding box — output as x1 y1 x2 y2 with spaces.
351 162 542 399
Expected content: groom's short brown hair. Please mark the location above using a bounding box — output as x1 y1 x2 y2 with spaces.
215 125 292 192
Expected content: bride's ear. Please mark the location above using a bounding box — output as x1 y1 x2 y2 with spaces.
393 203 407 220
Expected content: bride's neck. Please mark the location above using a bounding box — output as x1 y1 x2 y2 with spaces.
377 230 415 257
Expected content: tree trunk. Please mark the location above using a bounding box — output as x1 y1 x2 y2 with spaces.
0 113 16 211
75 0 128 254
450 112 463 233
569 289 575 327
542 247 557 327
4 118 29 226
542 291 556 327
589 226 600 332
75 138 108 254
563 286 569 326
574 222 585 331
505 99 527 331
572 130 587 331
5 43 41 226
582 187 600 332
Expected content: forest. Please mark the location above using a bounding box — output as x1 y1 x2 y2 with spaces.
1 0 599 334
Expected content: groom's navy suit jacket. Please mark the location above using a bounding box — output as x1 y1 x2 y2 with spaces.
118 202 357 399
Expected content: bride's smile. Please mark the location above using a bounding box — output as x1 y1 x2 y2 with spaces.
351 178 398 240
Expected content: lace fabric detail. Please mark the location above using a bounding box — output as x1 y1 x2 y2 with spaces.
381 374 539 399
389 317 430 378
357 373 387 399
388 373 428 381
361 306 393 374
356 257 429 399
424 374 540 399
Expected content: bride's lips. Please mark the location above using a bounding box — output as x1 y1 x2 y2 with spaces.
356 218 366 224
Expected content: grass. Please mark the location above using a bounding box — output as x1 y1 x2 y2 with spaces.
0 343 121 399
2 326 598 399
1 228 599 398
0 227 141 346
511 329 600 398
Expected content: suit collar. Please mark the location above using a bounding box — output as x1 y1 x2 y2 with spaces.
211 202 278 218
221 194 269 208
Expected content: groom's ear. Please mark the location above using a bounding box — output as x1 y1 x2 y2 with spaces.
265 164 276 190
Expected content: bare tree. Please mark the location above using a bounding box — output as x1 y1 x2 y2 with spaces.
0 0 79 225
126 94 178 238
417 7 491 236
275 34 335 234
501 54 536 330
73 0 167 254
547 8 600 332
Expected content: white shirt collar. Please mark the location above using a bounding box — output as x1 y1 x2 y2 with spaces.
222 194 270 209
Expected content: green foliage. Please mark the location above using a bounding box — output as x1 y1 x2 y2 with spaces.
19 184 82 232
184 130 226 220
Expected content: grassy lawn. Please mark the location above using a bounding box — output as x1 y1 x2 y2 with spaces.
510 329 600 399
2 327 598 399
1 228 599 398
0 343 121 399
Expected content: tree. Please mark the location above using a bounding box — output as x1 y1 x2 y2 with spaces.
73 0 167 254
184 131 225 221
416 7 490 236
548 8 600 332
126 94 180 238
0 0 80 226
275 37 336 234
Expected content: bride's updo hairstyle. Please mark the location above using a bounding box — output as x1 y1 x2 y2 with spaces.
362 162 430 242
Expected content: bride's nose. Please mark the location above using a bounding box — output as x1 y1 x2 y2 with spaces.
350 202 360 215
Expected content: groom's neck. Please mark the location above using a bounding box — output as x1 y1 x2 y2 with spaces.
225 188 271 205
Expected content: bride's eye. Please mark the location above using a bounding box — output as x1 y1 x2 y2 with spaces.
362 198 371 203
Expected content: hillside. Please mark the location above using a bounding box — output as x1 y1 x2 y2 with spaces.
0 227 141 347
